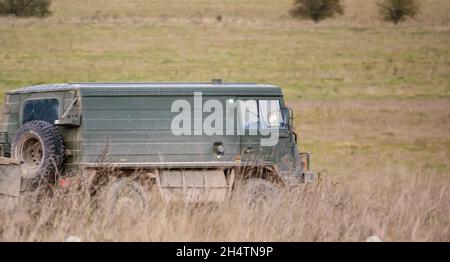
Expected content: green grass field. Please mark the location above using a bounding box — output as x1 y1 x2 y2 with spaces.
0 0 449 241
1 0 449 100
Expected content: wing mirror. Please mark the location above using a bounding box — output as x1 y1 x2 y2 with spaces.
282 107 294 129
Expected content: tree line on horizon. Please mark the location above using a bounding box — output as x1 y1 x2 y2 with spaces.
0 0 421 25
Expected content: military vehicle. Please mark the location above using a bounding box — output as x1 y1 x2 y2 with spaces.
0 80 314 205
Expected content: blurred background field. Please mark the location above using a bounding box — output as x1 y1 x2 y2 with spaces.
0 0 449 241
1 0 449 100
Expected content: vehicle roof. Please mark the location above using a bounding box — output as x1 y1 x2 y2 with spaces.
7 82 282 96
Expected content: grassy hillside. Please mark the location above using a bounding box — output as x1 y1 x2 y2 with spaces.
0 0 449 100
0 0 449 241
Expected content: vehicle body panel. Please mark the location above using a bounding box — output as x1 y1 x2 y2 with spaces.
0 82 313 200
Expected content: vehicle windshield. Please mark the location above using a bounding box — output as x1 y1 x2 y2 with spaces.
238 99 286 129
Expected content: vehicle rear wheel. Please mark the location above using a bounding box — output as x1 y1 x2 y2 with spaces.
102 178 149 216
12 120 65 180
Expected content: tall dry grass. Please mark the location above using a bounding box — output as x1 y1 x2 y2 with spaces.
0 168 448 242
0 0 448 242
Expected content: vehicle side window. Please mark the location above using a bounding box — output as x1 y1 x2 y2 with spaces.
22 98 59 124
238 100 259 129
259 100 284 128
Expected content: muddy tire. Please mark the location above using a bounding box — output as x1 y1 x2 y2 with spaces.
12 120 64 180
102 178 149 216
242 178 281 207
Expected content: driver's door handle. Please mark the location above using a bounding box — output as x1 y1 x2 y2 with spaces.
244 147 255 153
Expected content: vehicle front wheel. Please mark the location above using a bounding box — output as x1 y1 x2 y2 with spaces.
240 178 281 208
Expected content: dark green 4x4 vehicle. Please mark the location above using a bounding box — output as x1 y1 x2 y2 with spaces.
0 81 314 203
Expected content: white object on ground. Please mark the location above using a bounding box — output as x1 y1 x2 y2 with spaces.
366 235 382 242
66 236 82 242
